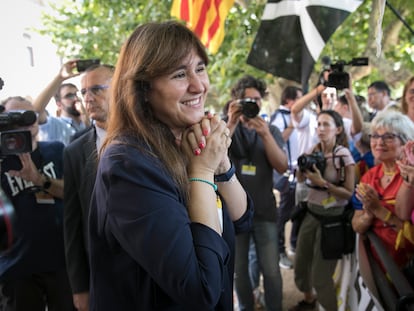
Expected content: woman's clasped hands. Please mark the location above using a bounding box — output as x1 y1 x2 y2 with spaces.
181 114 231 175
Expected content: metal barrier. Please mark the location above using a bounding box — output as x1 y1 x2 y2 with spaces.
365 230 414 311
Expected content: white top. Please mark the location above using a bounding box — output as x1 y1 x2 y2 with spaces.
271 106 301 169
292 108 318 156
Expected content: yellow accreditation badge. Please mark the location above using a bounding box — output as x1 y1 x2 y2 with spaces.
217 196 223 232
216 196 222 209
321 195 336 206
241 164 256 176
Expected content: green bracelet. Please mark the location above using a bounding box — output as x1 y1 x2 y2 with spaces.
188 178 218 192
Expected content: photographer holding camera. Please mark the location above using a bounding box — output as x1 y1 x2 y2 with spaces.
289 110 355 311
0 97 74 311
226 75 287 311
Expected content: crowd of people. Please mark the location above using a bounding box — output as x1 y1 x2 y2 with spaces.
0 20 413 311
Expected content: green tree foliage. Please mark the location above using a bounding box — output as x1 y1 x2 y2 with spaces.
37 0 414 113
315 0 414 95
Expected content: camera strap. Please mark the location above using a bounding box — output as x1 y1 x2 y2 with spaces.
332 145 346 186
270 109 293 172
307 144 346 190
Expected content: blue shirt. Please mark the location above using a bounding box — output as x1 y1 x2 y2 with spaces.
39 116 76 146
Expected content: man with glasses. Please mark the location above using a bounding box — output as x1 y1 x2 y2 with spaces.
367 81 397 121
33 60 90 145
63 64 114 311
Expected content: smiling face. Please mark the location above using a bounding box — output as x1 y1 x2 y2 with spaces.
370 126 404 163
147 49 209 138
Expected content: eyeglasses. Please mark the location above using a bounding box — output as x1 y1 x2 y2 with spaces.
369 133 401 143
80 85 109 97
62 92 79 100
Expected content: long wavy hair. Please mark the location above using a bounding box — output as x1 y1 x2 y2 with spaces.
103 21 208 195
401 76 414 114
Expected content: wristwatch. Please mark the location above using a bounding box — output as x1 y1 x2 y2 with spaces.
214 162 236 182
43 174 52 190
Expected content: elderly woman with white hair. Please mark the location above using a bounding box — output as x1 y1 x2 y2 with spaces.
352 110 414 271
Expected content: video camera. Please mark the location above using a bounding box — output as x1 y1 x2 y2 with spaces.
0 108 36 157
0 79 35 157
325 57 369 90
0 80 32 254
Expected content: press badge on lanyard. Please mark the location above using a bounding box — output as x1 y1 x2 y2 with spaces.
321 195 336 207
217 196 223 232
241 164 256 176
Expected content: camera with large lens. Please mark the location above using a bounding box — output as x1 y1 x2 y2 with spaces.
0 109 36 156
0 104 36 253
297 151 326 175
239 98 260 119
0 82 36 254
326 57 369 90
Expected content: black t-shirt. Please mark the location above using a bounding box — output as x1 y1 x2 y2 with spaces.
229 123 285 222
0 141 65 281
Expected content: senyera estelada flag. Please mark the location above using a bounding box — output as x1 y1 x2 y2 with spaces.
247 0 362 88
171 0 235 54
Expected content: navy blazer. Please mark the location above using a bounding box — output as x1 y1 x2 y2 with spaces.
88 136 253 311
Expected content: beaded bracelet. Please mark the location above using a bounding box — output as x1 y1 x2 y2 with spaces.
189 178 218 192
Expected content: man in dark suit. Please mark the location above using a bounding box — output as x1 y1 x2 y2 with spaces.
63 64 114 311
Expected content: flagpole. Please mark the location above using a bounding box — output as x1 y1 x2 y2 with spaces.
385 1 414 36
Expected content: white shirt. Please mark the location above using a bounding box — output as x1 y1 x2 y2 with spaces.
95 125 107 152
271 106 300 168
292 108 318 155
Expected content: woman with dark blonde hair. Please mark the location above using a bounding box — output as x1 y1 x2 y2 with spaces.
88 21 253 311
400 76 414 122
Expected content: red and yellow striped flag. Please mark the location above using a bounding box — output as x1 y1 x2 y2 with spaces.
171 0 234 54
